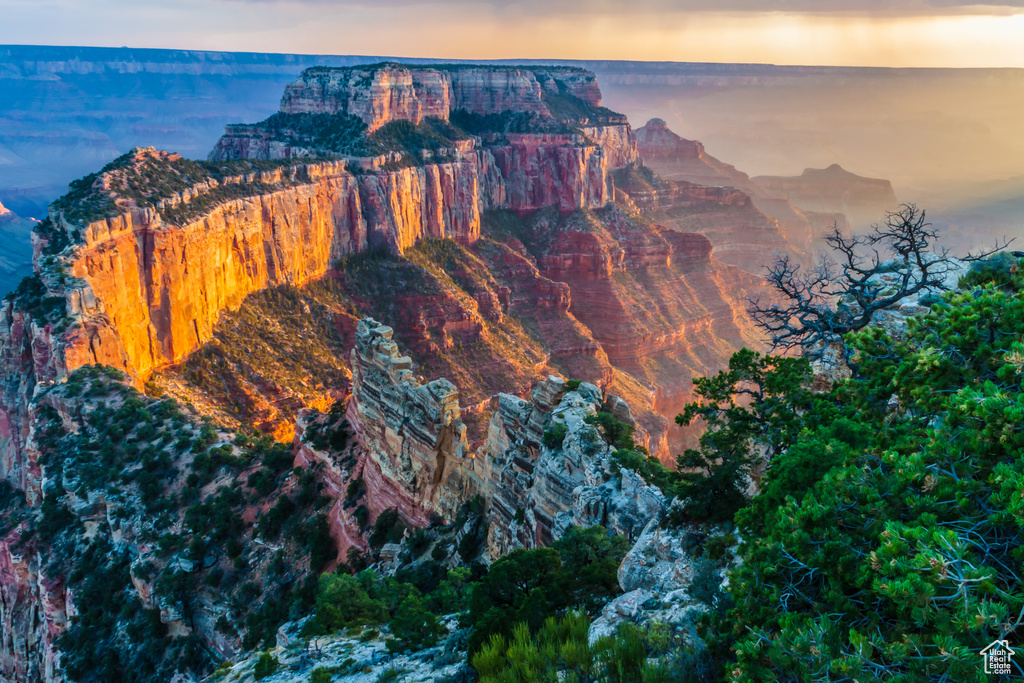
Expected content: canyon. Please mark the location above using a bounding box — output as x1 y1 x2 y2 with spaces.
0 63 780 682
0 46 1017 683
0 201 35 300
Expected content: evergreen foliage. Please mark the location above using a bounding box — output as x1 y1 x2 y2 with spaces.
467 526 629 654
473 613 710 683
704 255 1024 681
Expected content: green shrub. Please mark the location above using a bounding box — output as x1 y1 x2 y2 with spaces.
473 613 702 683
310 668 333 683
542 422 568 450
311 573 388 634
706 281 1024 681
369 508 406 548
253 652 278 680
386 594 445 652
467 525 628 655
585 411 634 450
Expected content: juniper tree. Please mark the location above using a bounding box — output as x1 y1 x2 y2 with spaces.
749 203 1006 362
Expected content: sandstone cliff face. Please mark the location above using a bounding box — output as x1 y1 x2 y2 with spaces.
491 135 610 213
479 376 664 559
634 118 841 254
0 146 504 451
278 64 605 133
499 205 766 457
0 528 65 683
346 319 479 525
616 169 793 275
583 125 639 170
281 66 450 131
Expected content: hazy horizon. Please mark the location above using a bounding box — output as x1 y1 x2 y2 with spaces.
2 1 1024 68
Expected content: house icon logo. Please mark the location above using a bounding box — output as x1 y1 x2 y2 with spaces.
981 639 1015 675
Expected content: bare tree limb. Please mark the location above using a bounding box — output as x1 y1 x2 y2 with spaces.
748 203 1010 362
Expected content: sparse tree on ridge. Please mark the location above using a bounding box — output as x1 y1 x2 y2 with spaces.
748 203 1008 362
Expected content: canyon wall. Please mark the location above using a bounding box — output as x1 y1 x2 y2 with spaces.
478 376 664 559
617 170 793 275
0 527 65 683
752 163 898 230
0 65 645 499
346 319 479 525
278 64 605 132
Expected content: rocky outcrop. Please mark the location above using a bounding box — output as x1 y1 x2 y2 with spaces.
0 145 508 486
584 125 639 170
752 164 898 230
0 64 645 495
277 64 607 134
634 118 753 192
491 135 609 213
0 527 65 683
479 376 664 559
634 118 860 253
501 205 767 457
281 66 451 132
346 319 479 525
588 519 736 645
616 167 793 275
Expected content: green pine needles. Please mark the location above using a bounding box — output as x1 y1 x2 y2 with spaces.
700 255 1024 681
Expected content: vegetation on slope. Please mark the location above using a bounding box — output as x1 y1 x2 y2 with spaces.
25 365 338 681
336 241 549 403
166 237 549 436
253 113 471 161
174 280 354 431
46 149 322 228
673 255 1024 680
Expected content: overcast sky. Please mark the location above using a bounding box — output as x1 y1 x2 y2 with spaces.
2 0 1023 67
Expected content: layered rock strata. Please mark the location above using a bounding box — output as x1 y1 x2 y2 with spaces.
615 166 793 275
275 64 603 133
479 376 664 559
0 526 65 683
497 205 766 457
0 65 642 496
346 318 479 525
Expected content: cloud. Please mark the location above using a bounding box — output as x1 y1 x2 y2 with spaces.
219 0 1024 13
1 0 1022 67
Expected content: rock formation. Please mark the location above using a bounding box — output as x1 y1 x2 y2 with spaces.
0 524 65 683
274 64 601 133
346 318 479 525
633 118 885 252
634 118 753 192
479 376 664 559
0 64 650 496
752 164 899 230
613 164 792 276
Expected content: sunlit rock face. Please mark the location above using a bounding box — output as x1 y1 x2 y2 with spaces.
0 64 638 502
276 64 606 132
346 318 479 525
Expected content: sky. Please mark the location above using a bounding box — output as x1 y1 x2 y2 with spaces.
1 0 1024 67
